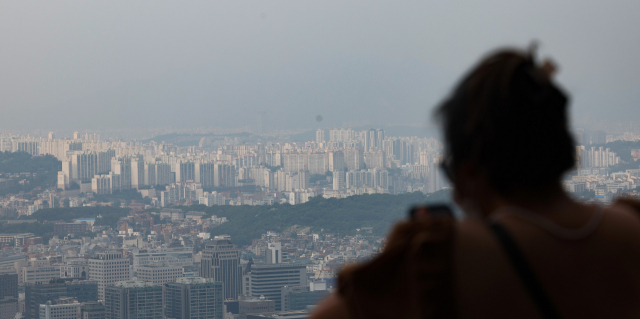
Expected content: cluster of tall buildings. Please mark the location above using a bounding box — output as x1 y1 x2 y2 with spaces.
0 231 331 319
575 146 620 168
0 128 446 209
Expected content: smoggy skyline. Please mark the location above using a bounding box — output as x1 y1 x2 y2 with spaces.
2 1 639 131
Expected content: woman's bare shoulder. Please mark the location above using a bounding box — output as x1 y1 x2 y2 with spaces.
309 294 349 319
602 200 640 251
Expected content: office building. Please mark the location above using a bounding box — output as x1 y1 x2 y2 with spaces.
250 264 307 311
105 281 163 319
165 277 223 319
60 259 88 279
0 273 18 300
137 264 183 285
88 251 131 300
0 297 18 319
21 260 61 285
281 282 328 312
24 280 98 319
39 297 82 319
132 247 193 276
245 310 309 319
239 297 275 319
80 302 105 319
265 243 282 264
200 239 243 300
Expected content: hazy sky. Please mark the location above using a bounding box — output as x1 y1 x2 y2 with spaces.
1 1 639 132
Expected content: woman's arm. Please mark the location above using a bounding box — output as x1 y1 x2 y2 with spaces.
309 293 350 319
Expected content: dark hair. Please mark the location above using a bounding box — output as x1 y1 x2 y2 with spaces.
435 48 574 196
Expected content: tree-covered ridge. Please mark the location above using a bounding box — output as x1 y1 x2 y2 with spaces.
193 190 452 246
24 206 130 229
0 151 61 195
2 191 452 246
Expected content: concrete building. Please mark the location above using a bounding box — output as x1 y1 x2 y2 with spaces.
280 282 328 312
53 222 88 235
239 297 275 319
137 264 183 285
130 158 145 189
21 261 61 285
39 297 82 319
332 171 345 191
164 277 223 319
250 264 308 311
111 157 132 190
315 129 325 144
200 239 243 300
0 297 18 319
0 273 18 301
105 281 163 319
132 247 193 277
88 251 131 300
60 259 89 279
265 243 282 264
24 280 98 319
80 302 105 319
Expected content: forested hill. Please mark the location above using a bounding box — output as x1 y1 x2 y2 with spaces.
0 151 61 195
192 190 452 246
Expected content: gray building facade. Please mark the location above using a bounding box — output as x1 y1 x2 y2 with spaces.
200 239 243 300
250 264 307 311
164 277 223 319
24 280 98 319
104 281 163 319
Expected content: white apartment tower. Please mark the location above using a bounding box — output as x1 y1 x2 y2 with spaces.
316 129 325 144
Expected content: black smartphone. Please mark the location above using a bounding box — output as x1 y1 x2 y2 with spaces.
409 204 453 220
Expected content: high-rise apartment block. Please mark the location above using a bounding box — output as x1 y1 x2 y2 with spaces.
164 277 223 319
315 129 325 144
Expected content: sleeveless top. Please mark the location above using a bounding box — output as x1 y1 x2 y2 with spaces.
337 202 624 319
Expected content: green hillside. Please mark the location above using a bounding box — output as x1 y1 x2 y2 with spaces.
194 190 452 246
0 151 61 195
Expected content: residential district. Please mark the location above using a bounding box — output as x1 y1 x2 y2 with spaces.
0 206 380 319
0 127 639 319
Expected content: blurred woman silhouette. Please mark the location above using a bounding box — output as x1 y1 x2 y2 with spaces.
311 46 640 319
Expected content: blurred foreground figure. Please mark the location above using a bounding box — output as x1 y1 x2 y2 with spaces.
311 47 640 319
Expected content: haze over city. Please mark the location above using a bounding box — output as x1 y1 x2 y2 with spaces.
3 2 640 319
2 0 640 132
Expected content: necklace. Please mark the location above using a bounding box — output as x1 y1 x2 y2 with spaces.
489 206 604 240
